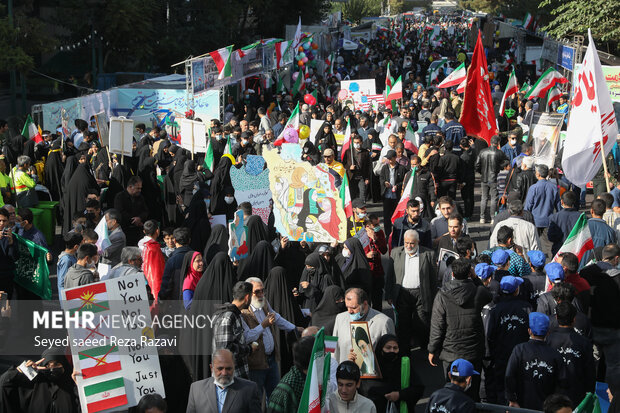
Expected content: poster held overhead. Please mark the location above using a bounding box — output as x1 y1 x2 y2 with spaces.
109 117 134 157
179 118 207 155
94 112 110 148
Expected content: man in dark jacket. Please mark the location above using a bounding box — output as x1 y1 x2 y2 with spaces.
113 176 149 246
505 312 567 410
0 208 17 298
546 191 581 255
475 135 507 223
513 156 537 203
459 138 477 220
402 155 436 220
428 258 492 400
546 302 595 407
391 198 432 249
158 227 193 301
379 150 407 236
485 276 532 404
436 140 462 200
426 359 478 413
343 134 372 202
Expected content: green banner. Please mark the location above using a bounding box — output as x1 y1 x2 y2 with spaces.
13 233 52 300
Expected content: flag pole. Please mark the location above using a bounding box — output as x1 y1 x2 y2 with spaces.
600 135 612 191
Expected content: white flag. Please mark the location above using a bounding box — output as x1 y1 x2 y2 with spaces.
561 30 618 187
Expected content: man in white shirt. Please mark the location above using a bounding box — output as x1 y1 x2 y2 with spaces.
489 200 540 253
241 277 299 402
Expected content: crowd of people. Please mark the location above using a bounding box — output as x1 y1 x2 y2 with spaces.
0 10 620 413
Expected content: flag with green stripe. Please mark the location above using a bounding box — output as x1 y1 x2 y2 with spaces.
83 377 128 413
78 345 121 378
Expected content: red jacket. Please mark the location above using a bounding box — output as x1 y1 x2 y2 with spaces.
142 238 165 301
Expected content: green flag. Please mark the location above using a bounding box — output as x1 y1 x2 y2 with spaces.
204 136 214 171
14 233 51 300
292 66 305 97
574 393 601 413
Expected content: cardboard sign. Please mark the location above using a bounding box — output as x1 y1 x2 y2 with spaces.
109 117 134 156
179 118 207 153
62 278 165 413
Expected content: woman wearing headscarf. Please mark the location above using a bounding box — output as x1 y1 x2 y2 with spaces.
43 141 64 202
105 157 131 210
154 139 172 171
216 186 237 221
310 285 345 335
313 122 337 154
264 266 306 375
361 334 424 412
181 251 205 310
60 155 78 194
0 347 79 413
179 159 206 207
61 161 98 234
336 237 372 298
202 224 229 266
298 253 335 312
363 128 383 203
182 191 212 254
301 138 321 165
246 215 269 254
237 239 274 281
138 156 163 222
274 239 311 292
171 148 189 192
209 156 233 215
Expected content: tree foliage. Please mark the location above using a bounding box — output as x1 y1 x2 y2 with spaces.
343 0 381 24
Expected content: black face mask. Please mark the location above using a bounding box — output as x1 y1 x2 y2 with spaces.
382 351 399 363
306 268 316 278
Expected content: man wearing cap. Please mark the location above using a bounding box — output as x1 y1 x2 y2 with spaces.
328 361 376 412
426 359 478 413
522 250 547 305
485 276 532 404
379 149 407 236
505 312 566 410
547 191 581 256
489 200 540 253
428 258 492 399
491 249 511 280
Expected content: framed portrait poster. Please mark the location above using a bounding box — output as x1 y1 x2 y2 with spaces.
350 321 381 379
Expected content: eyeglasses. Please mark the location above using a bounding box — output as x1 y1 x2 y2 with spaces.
337 363 360 375
253 289 264 295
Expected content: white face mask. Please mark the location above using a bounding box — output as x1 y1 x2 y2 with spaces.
342 249 351 258
224 196 235 205
510 139 517 145
354 143 361 149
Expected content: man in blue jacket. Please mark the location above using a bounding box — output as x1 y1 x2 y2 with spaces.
547 191 581 255
524 164 561 233
426 359 478 413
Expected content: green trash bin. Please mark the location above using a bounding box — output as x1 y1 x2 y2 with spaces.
28 208 46 243
31 200 59 246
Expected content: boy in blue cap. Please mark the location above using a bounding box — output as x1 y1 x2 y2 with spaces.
491 249 511 281
485 276 532 404
426 359 478 413
523 250 547 305
505 312 567 410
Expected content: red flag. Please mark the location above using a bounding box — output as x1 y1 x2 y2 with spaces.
459 31 497 144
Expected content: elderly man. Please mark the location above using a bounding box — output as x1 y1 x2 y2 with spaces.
332 288 394 363
241 277 299 402
101 247 143 281
386 229 437 355
113 176 148 246
99 209 126 270
186 349 261 413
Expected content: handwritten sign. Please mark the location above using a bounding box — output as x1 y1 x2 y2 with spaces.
62 277 165 413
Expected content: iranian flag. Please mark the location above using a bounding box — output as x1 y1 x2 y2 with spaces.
22 114 43 144
385 75 403 102
297 327 331 413
385 62 394 93
456 78 466 94
94 217 111 253
547 86 562 108
340 173 353 218
499 69 519 116
64 282 110 315
325 336 338 354
519 82 530 93
275 41 290 70
223 136 233 156
340 118 352 162
293 16 302 49
438 63 466 89
404 122 418 153
391 167 416 223
204 137 214 171
78 345 122 378
292 66 306 97
209 46 233 79
83 377 128 413
523 13 534 30
275 103 300 144
553 214 594 263
524 67 567 99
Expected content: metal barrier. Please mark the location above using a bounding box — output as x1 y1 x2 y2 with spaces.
476 402 541 413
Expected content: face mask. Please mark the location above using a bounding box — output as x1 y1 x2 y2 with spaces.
224 196 235 204
342 249 351 258
242 140 248 146
48 367 64 379
216 135 222 141
383 352 399 363
354 143 361 149
306 268 316 277
510 139 517 145
373 226 381 233
349 308 365 321
204 199 211 208
357 212 366 219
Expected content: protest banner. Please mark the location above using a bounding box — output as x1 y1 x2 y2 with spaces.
191 59 205 95
109 117 134 156
229 155 272 224
229 210 249 261
263 145 347 242
575 64 620 103
528 112 564 168
309 119 324 143
62 278 165 413
179 118 207 155
13 233 51 300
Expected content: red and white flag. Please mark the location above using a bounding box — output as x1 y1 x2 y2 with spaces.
524 67 567 99
561 30 619 187
22 115 43 144
385 75 402 102
499 69 519 116
340 119 351 162
456 78 466 94
459 31 497 144
438 63 466 88
391 168 416 223
209 46 233 79
553 213 593 263
546 86 561 109
275 41 290 70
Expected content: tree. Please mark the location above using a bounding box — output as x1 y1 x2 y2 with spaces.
539 0 620 46
343 0 381 24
